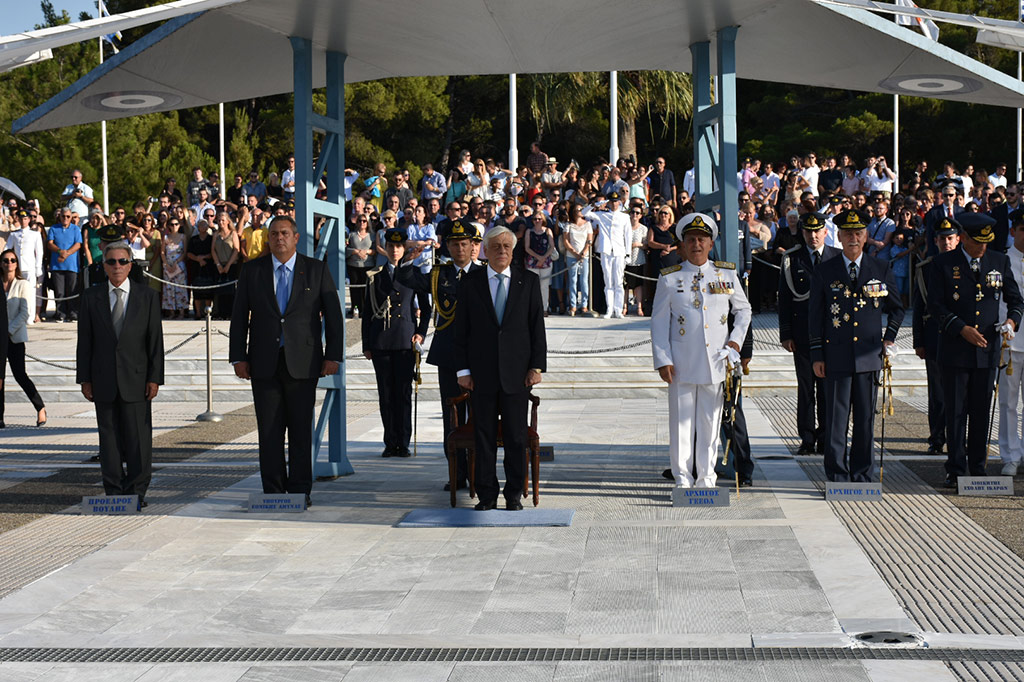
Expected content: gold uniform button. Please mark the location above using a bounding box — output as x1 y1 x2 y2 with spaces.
853 322 858 327
705 324 709 329
853 336 858 341
976 311 980 316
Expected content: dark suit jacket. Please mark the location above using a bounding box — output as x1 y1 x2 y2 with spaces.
911 256 939 358
777 244 841 348
987 203 1013 254
928 248 1024 369
454 265 546 394
229 253 344 380
76 283 164 402
809 253 905 375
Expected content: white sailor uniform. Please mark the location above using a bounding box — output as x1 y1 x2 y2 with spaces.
651 259 752 487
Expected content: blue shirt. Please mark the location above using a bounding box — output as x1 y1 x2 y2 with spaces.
47 223 82 272
406 223 437 267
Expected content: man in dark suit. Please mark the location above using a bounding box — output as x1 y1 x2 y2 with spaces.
395 219 484 487
454 226 546 510
778 211 842 454
76 241 163 507
928 213 1023 487
809 210 904 482
924 182 965 257
229 216 344 505
363 228 431 459
912 218 961 455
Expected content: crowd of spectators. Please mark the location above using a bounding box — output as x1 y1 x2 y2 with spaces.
0 149 1014 324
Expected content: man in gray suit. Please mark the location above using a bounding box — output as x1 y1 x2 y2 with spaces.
77 241 164 507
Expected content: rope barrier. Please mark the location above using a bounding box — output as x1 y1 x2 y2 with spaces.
548 338 652 355
24 353 76 371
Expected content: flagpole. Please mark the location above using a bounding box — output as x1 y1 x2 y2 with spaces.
99 35 109 212
98 1 109 212
219 103 226 200
894 94 899 189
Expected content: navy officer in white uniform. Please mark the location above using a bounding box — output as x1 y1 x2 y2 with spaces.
651 213 751 489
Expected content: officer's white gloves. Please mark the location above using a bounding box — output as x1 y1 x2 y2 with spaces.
884 345 898 358
716 346 742 367
997 322 1016 340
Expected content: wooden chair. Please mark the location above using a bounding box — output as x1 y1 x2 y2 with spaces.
445 391 541 508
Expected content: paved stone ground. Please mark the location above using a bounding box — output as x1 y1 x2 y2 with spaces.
0 319 1022 680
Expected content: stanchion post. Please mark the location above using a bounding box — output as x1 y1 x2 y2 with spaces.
196 305 223 423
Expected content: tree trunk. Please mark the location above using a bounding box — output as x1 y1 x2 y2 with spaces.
620 116 637 164
439 76 458 171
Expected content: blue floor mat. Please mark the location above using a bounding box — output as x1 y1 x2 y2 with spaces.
397 507 574 528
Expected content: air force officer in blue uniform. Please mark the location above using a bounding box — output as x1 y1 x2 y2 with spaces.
928 213 1023 487
809 209 904 482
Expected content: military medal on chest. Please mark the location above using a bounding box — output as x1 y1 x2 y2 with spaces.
677 313 686 336
691 271 704 308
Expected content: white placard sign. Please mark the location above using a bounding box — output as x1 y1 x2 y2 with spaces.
672 487 730 507
247 493 306 512
81 495 139 515
825 482 883 501
957 476 1014 496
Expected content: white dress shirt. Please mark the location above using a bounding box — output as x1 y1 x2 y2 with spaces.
108 277 131 311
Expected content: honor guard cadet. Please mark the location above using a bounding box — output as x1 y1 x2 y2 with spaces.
998 211 1024 474
928 212 1023 487
395 219 484 489
912 218 961 456
778 211 842 454
651 213 751 489
809 209 904 483
363 228 431 458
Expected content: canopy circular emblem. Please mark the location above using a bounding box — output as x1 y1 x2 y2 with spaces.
83 91 183 112
878 75 981 95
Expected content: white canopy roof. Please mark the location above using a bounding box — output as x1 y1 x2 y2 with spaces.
13 0 1024 133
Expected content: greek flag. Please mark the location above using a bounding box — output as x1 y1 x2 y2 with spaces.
98 0 122 53
895 0 940 42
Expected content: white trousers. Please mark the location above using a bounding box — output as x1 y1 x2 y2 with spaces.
527 264 552 310
668 381 724 488
998 350 1024 464
601 253 625 313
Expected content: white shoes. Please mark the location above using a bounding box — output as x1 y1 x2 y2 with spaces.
603 311 614 319
1001 462 1019 476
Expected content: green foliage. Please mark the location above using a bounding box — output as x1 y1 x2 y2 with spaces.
8 0 1024 215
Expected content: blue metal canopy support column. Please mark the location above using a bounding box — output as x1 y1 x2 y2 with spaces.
291 37 354 478
690 27 739 267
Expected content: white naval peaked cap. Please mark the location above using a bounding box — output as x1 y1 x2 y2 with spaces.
675 212 718 242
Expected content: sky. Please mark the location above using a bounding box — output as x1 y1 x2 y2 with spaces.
8 1 100 34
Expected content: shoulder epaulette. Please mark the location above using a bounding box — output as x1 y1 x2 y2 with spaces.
714 260 736 270
660 264 682 276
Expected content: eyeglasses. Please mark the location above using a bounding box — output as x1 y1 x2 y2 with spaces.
1 258 17 264
60 214 72 219
104 258 131 266
630 210 643 215
944 193 956 198
170 221 180 226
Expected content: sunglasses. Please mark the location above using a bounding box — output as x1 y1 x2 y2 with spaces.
1 258 17 264
104 258 131 266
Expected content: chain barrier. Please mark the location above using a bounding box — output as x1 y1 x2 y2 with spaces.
166 329 205 355
24 353 77 371
548 338 652 355
142 269 237 290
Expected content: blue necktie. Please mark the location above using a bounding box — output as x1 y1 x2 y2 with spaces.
277 263 290 314
494 272 507 323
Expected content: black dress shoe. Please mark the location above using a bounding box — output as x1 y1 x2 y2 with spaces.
797 444 815 456
662 469 674 480
474 499 497 511
927 446 944 456
395 448 412 458
943 475 958 489
381 447 394 458
738 477 753 487
138 499 148 510
305 494 312 507
505 498 523 511
815 441 825 454
443 481 469 491
89 454 101 462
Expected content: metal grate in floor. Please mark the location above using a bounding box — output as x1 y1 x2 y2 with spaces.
2 646 1023 664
